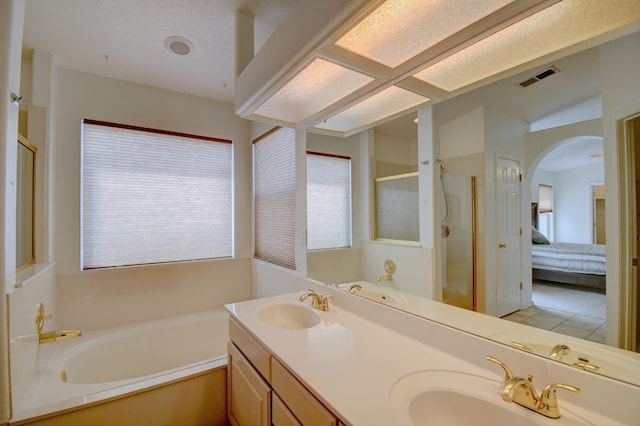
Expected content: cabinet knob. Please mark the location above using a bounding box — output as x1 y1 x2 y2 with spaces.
498 243 507 248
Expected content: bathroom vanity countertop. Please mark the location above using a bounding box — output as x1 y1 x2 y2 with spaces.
225 291 629 426
226 292 484 425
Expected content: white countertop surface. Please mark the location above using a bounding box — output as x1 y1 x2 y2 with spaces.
225 291 621 426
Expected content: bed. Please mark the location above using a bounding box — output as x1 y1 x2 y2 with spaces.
531 241 606 290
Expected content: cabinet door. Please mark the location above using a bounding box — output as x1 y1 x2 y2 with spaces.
272 394 302 426
228 342 271 426
271 358 338 426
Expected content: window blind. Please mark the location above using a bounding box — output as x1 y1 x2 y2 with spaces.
81 120 232 269
253 127 296 269
539 184 553 213
307 152 351 250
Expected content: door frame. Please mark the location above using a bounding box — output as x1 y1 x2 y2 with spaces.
615 110 640 351
589 181 606 244
619 113 640 351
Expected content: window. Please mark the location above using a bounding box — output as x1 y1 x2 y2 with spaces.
307 152 351 250
253 127 296 269
537 184 553 241
538 184 553 213
374 172 419 242
81 120 232 269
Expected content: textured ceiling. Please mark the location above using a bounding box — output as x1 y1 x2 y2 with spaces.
22 1 611 172
376 47 600 130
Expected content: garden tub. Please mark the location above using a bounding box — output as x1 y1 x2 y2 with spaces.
11 309 229 425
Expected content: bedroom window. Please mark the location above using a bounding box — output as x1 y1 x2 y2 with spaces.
307 152 352 251
253 127 296 269
81 120 233 270
538 184 553 213
538 184 554 241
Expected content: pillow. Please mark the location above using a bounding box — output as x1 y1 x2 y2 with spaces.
532 227 550 245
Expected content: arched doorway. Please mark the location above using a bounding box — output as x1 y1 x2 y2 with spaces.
505 135 607 342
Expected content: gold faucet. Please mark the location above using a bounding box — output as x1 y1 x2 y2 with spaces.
39 330 82 344
548 344 571 360
299 289 331 311
34 302 82 344
486 355 580 419
377 259 396 282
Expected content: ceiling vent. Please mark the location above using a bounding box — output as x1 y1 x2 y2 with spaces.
516 66 560 88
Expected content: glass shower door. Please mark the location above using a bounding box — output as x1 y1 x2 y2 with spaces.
441 174 476 311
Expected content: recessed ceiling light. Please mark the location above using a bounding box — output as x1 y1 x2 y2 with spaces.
164 36 194 56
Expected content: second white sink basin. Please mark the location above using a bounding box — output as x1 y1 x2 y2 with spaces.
389 370 591 425
258 303 321 330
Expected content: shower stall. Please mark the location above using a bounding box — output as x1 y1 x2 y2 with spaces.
441 172 477 311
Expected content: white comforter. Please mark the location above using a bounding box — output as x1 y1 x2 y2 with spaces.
531 242 606 275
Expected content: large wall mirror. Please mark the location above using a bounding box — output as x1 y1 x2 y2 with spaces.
307 32 640 388
16 134 36 270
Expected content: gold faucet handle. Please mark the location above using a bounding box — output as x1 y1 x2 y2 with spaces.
485 355 515 384
540 383 580 406
538 383 580 418
33 303 54 334
318 294 332 311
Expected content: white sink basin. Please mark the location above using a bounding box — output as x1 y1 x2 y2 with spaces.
258 303 321 330
389 370 591 425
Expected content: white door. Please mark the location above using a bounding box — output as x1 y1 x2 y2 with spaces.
496 156 521 317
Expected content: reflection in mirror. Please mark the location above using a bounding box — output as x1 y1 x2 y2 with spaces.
374 172 419 242
441 172 476 311
308 31 640 388
16 134 36 270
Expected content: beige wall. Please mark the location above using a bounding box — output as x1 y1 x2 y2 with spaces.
49 68 253 329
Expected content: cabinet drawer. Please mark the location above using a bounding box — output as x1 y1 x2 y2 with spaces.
271 358 338 426
272 393 302 426
229 317 271 381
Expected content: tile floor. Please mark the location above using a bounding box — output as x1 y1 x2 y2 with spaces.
502 304 606 344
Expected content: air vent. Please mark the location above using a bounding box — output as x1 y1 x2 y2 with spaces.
516 66 560 88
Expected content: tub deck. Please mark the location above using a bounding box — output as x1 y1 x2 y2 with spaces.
11 309 229 423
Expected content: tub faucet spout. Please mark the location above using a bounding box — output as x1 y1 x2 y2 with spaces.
39 330 82 344
345 284 362 293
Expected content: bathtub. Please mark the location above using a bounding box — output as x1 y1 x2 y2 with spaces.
11 309 229 425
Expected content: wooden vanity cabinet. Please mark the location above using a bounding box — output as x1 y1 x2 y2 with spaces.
228 317 342 426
